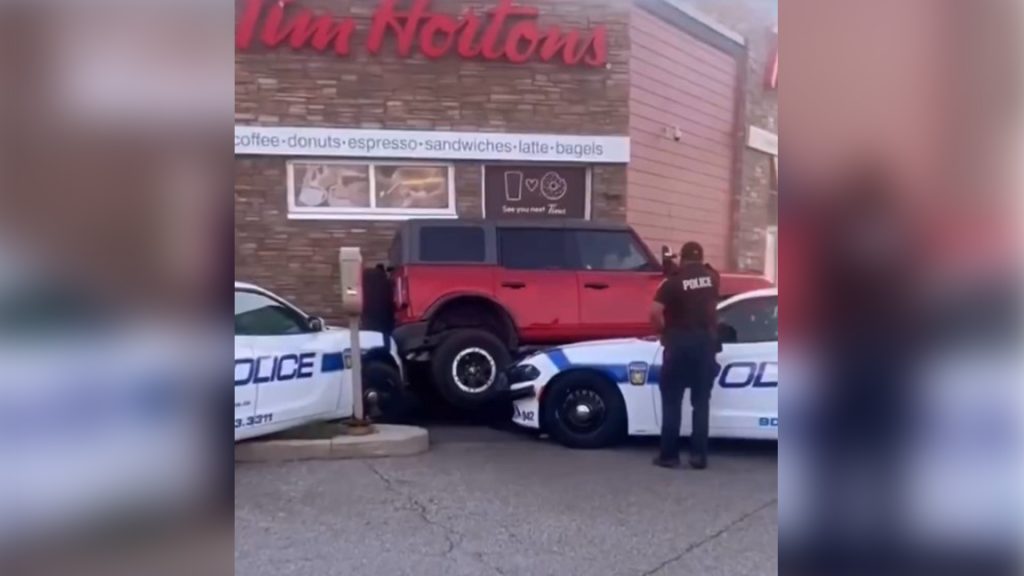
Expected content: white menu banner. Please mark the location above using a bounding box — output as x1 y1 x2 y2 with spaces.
235 125 630 164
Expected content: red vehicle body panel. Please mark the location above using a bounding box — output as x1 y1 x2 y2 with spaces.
395 263 773 345
496 268 581 343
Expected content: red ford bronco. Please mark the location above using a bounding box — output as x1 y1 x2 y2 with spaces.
381 219 773 409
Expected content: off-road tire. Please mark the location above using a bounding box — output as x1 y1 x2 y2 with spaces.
430 328 511 409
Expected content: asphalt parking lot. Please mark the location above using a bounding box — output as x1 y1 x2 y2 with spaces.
235 426 777 576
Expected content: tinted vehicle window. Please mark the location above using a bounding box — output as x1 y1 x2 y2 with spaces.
500 229 572 270
718 296 778 343
575 230 654 271
235 291 307 336
419 226 485 263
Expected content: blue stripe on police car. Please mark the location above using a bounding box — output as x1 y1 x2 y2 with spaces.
541 350 777 389
321 351 345 373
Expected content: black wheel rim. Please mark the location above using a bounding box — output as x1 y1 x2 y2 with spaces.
452 347 496 394
558 388 607 434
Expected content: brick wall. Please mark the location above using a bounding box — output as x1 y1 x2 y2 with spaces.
235 0 631 321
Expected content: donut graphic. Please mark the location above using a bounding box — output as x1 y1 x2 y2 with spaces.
540 171 568 201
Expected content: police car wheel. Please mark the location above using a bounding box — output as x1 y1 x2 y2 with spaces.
431 328 511 409
542 372 626 449
363 360 415 424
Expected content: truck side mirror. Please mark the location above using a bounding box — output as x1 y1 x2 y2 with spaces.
661 245 676 276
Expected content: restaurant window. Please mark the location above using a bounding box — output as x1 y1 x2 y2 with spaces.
287 160 456 220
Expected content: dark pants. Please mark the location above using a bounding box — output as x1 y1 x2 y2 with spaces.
658 332 715 462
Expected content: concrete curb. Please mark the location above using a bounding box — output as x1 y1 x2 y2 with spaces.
235 424 430 463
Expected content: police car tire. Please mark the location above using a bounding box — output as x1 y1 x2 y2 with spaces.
363 360 416 424
431 328 511 408
542 372 627 450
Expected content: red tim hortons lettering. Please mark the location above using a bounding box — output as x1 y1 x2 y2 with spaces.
419 13 459 59
538 26 606 66
583 26 608 66
236 0 262 49
237 0 355 54
238 0 609 67
479 0 538 60
367 0 431 56
456 8 484 58
504 20 541 63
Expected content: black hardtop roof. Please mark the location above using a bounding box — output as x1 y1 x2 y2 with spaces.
399 218 634 232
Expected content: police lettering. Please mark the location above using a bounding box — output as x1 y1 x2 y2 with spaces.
235 352 317 386
681 276 713 291
714 361 778 388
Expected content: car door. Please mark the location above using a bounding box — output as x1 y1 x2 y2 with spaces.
691 294 779 437
573 229 663 339
234 338 256 434
495 228 580 343
234 289 343 439
653 294 779 438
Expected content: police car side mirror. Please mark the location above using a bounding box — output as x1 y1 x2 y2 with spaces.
307 316 325 332
717 322 738 344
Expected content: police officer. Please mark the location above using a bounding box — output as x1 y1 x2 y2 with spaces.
650 241 719 469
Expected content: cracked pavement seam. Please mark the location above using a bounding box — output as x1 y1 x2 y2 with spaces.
638 498 778 576
365 461 459 555
365 462 510 576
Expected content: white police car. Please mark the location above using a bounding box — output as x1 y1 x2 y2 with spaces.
508 288 778 448
234 282 406 441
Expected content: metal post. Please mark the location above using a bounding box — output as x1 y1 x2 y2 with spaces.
339 246 372 434
349 315 364 422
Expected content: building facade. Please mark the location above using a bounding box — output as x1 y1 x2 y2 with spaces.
235 0 778 318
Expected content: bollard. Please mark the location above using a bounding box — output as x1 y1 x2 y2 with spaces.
339 247 373 434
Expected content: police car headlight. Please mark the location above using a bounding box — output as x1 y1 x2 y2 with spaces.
507 363 540 385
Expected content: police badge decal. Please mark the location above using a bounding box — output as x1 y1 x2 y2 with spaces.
628 362 649 386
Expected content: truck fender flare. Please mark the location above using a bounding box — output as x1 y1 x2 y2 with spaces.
424 293 519 349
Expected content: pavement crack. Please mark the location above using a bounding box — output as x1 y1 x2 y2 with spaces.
473 551 510 576
639 498 777 576
366 462 460 556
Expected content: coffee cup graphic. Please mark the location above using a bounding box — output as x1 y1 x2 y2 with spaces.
504 171 524 202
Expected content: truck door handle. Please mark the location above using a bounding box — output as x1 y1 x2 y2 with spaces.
584 282 609 290
501 281 526 289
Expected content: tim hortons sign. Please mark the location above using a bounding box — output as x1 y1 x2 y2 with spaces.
236 0 609 67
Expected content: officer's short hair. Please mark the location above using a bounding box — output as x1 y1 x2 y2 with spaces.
680 241 704 262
